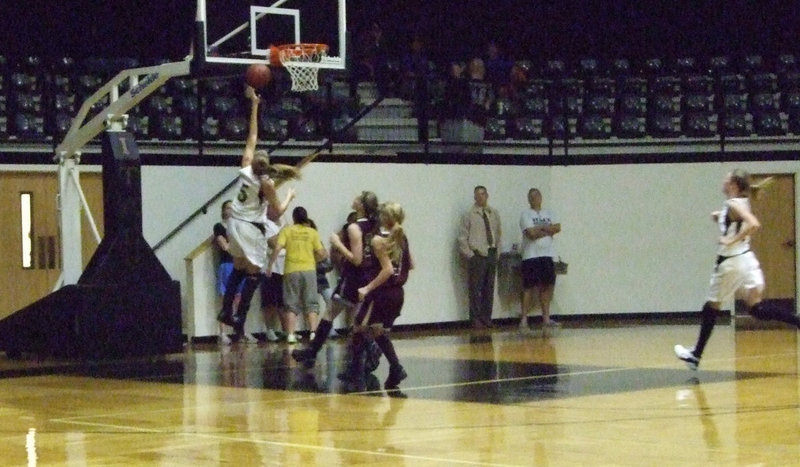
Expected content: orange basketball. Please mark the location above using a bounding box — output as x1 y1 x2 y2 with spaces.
245 63 272 89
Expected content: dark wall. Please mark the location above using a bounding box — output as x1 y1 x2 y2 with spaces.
0 1 798 63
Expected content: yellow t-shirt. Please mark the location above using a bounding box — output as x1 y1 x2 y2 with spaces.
277 224 323 274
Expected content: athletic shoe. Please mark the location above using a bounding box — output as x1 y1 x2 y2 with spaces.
384 365 407 390
291 348 316 369
674 344 700 370
309 332 316 342
543 320 561 328
219 333 231 345
216 309 235 327
264 329 279 342
286 333 297 344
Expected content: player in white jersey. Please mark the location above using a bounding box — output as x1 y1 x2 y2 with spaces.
675 169 800 370
217 86 299 340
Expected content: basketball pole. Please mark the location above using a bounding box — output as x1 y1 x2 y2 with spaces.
55 60 192 287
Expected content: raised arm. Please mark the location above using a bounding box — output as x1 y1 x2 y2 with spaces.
241 86 260 168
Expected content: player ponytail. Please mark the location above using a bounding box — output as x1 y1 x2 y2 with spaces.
379 202 406 263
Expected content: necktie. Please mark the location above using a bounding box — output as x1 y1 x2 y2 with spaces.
482 209 494 247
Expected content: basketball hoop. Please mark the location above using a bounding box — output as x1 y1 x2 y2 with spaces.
270 43 329 92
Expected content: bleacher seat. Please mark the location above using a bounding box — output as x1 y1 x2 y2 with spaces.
152 115 183 140
684 112 717 137
651 75 681 95
741 55 764 75
708 56 733 76
513 117 544 139
522 96 548 118
648 113 681 137
610 58 631 77
292 117 320 141
614 115 647 138
684 74 714 94
749 72 778 93
750 93 780 113
753 111 788 136
585 95 615 116
650 94 681 115
221 116 247 140
720 73 746 93
674 57 697 75
484 118 507 140
722 93 749 114
618 94 647 116
260 116 288 140
331 116 357 143
720 113 753 136
547 115 577 139
683 94 714 113
579 114 612 139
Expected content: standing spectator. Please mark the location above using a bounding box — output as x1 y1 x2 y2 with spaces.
350 22 390 97
260 213 287 342
458 185 501 329
266 206 328 344
519 188 562 332
483 41 512 89
213 200 239 345
466 57 494 127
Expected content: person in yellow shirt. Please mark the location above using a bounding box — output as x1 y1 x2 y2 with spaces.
267 206 328 344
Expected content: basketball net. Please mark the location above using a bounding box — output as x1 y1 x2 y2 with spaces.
271 44 329 92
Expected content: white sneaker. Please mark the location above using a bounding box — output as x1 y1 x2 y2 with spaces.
674 344 700 370
265 329 279 342
543 320 561 328
219 333 231 345
286 333 297 344
309 332 316 342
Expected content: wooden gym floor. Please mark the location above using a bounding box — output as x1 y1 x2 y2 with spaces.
0 320 799 465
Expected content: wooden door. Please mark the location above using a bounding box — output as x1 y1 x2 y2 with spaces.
749 174 796 304
0 171 103 320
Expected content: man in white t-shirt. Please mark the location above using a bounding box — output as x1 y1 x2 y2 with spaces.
519 188 561 331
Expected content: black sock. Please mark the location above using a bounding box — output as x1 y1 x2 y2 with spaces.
233 274 261 333
694 303 718 358
310 319 333 352
221 269 246 317
375 334 400 368
750 302 800 328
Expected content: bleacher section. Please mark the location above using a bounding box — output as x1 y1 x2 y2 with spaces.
1 54 800 146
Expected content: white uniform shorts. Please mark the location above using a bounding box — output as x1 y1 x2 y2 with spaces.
225 217 268 270
706 251 764 303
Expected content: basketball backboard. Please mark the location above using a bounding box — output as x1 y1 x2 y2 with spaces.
196 0 346 70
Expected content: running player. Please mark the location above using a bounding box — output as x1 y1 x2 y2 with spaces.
675 169 800 370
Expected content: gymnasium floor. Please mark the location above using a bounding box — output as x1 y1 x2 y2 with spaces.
1 321 799 465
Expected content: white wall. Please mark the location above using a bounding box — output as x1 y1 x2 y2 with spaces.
138 159 800 329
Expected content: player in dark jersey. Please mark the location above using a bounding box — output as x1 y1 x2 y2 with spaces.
292 191 380 367
342 201 413 392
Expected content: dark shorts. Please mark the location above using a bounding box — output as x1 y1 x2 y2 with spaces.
333 274 364 305
356 286 404 328
260 273 284 307
521 257 556 288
